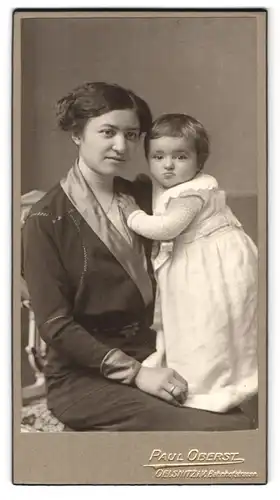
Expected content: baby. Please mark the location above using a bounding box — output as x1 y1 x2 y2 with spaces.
119 113 258 415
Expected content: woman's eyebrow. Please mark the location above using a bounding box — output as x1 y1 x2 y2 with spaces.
99 124 140 130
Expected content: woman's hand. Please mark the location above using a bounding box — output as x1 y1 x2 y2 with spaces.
135 366 188 406
118 194 141 220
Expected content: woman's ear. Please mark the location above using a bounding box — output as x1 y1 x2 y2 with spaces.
72 134 81 146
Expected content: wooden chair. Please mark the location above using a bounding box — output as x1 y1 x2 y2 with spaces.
21 280 47 404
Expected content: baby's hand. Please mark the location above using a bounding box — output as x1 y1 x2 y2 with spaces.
118 194 141 219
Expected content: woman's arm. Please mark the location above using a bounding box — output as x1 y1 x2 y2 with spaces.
23 214 141 384
23 212 188 403
126 195 203 240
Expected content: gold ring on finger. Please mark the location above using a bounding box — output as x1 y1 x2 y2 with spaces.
169 384 176 396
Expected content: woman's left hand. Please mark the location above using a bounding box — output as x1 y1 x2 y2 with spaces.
118 194 141 220
135 366 188 406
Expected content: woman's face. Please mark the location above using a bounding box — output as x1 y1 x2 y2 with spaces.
72 109 141 176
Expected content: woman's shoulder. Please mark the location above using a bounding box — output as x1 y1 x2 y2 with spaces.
22 183 79 234
134 173 152 186
115 174 152 214
115 173 152 192
26 183 72 220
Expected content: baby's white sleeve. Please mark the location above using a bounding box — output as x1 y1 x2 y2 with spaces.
127 195 203 240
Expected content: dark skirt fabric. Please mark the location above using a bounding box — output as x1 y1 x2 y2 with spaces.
49 373 254 432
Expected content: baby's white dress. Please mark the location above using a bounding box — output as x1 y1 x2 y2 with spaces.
127 174 258 412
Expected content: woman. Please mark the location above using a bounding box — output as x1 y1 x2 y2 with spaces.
22 81 252 431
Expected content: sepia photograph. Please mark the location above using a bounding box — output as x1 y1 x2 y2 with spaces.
13 9 267 484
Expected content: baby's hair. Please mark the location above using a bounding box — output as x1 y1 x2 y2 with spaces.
56 81 153 136
144 113 210 170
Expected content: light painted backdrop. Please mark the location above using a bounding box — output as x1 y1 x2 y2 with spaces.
21 16 257 196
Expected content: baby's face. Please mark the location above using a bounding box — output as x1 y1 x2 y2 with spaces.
147 136 198 188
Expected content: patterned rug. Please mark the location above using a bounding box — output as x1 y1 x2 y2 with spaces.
21 398 65 432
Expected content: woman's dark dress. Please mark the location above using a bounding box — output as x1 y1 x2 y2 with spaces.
22 173 252 431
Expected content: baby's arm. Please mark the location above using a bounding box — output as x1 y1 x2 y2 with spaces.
126 195 203 240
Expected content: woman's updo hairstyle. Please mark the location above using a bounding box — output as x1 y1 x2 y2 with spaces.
56 81 153 136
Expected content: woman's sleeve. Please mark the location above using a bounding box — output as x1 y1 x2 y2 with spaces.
127 195 203 240
22 214 141 384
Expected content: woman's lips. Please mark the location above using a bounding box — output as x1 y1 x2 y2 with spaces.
106 156 125 162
